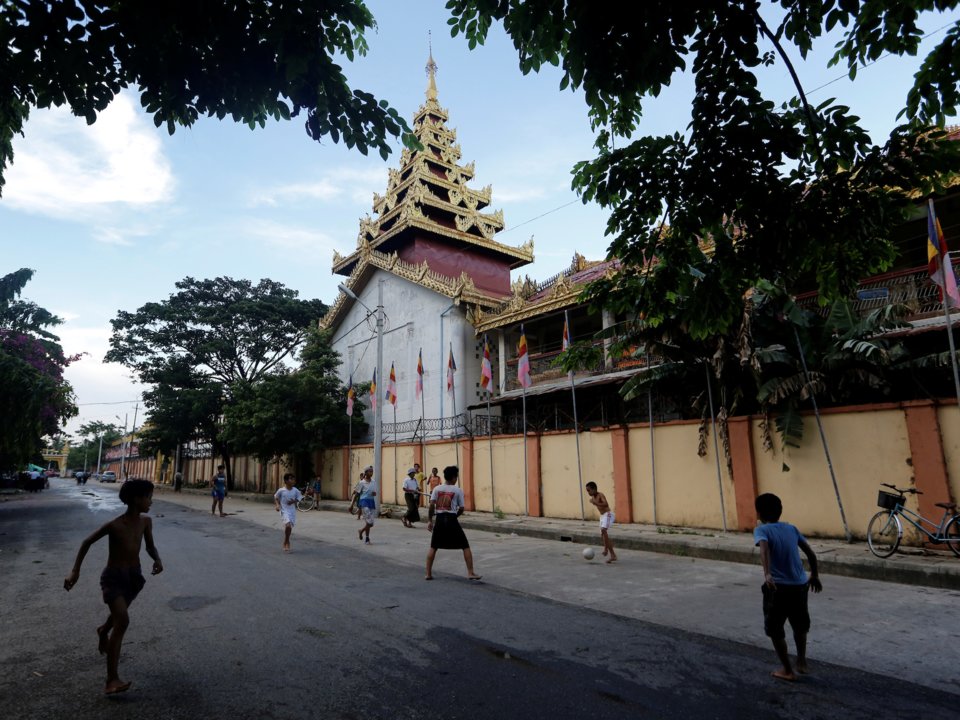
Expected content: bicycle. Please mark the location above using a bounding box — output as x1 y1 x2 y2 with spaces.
866 483 960 558
297 480 322 512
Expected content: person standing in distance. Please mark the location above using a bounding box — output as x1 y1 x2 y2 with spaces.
211 464 227 517
356 465 377 544
425 466 481 581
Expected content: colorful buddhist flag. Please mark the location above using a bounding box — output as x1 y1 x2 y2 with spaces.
386 362 398 406
370 368 377 412
480 335 493 392
562 319 570 352
415 348 424 400
346 374 355 416
447 346 457 395
928 199 960 308
518 324 532 389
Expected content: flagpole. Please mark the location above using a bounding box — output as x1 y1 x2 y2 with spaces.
522 385 528 516
941 298 960 408
450 342 460 469
646 351 658 526
487 390 495 514
704 362 728 532
565 311 585 520
393 404 398 505
419 349 426 477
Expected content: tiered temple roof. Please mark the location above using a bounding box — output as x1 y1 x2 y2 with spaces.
330 53 532 272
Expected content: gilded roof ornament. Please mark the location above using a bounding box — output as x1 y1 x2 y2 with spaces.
521 236 535 255
425 44 439 102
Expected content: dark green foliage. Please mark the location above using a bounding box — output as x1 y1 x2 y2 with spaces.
447 0 960 337
0 0 417 194
107 276 327 486
221 328 366 479
0 269 77 469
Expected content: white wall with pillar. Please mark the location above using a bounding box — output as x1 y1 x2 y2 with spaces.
329 269 479 438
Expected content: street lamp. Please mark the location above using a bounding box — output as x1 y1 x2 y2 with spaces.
338 281 384 512
116 414 128 480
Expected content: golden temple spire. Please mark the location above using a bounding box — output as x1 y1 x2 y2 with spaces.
425 33 438 101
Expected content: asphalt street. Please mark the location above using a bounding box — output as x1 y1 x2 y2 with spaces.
1 480 958 719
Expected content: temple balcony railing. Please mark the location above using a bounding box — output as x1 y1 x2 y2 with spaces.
794 260 958 318
503 343 647 392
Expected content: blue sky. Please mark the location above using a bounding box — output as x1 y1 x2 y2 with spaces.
2 1 958 439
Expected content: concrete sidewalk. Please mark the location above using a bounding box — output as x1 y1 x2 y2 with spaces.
157 484 960 590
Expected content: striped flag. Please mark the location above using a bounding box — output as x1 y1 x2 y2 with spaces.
415 348 424 400
928 198 960 308
562 319 570 352
386 362 398 406
447 346 457 395
370 368 377 412
346 374 355 416
518 324 532 389
480 335 493 392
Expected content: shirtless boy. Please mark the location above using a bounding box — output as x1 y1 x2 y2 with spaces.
64 479 163 695
585 481 617 563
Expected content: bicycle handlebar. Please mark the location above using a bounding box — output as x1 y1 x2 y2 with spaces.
880 483 922 495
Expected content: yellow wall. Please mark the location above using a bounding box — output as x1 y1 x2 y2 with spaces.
626 422 736 530
938 406 960 508
540 430 613 519
751 409 914 539
156 401 956 543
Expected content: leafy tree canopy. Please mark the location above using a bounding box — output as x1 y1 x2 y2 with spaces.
222 328 367 481
0 268 77 469
448 0 960 337
1 0 416 195
107 276 327 486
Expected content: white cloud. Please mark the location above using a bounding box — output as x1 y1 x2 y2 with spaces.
252 166 386 207
242 218 337 253
4 94 175 219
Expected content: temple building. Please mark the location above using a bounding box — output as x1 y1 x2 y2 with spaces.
321 53 655 442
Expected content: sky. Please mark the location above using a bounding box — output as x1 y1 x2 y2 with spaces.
3 1 959 441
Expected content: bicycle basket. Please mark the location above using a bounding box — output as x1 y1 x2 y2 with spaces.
877 491 902 510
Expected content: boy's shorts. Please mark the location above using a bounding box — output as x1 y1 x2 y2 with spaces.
361 506 376 525
761 583 810 639
599 511 615 530
100 566 146 606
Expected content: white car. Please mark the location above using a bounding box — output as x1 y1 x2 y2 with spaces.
100 471 117 483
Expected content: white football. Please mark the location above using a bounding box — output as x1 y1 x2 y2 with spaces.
582 547 595 560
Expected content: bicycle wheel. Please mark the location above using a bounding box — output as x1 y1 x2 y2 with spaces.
867 510 902 558
944 515 960 558
297 491 315 512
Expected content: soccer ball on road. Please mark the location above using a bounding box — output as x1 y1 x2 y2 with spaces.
582 547 595 560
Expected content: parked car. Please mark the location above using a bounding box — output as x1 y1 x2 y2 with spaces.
100 471 117 483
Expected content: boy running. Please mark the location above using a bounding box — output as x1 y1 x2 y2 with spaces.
274 473 303 552
64 479 163 695
585 481 617 563
754 493 822 681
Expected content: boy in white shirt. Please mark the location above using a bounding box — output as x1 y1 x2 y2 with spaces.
274 473 303 552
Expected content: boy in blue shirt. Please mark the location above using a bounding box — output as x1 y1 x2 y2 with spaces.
754 493 822 681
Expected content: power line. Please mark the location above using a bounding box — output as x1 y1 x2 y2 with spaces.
805 21 956 98
76 400 139 406
498 199 581 235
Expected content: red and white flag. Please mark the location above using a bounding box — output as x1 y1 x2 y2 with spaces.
517 325 532 389
415 348 424 400
446 346 457 395
480 335 493 393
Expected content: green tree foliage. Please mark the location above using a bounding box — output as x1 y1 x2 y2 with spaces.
1 0 416 194
222 328 367 483
65 420 121 471
447 0 960 337
0 269 77 469
106 276 326 487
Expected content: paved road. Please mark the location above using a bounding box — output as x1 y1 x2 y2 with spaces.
0 480 957 719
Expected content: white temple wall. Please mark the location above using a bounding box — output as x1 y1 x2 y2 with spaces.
330 269 478 437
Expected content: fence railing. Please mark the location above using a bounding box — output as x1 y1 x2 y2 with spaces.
795 261 957 317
